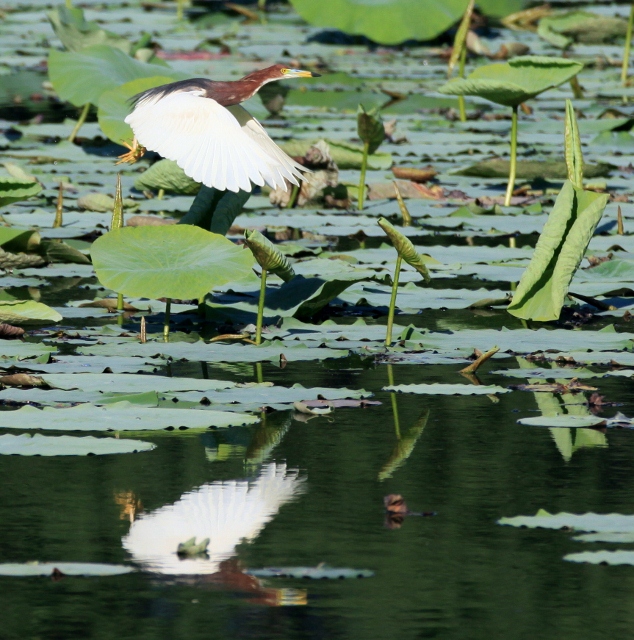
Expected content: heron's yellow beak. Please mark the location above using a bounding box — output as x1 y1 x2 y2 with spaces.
283 69 320 78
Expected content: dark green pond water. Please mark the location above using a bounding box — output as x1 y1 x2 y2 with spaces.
3 351 634 640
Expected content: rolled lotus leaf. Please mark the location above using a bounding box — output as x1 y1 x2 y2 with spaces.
357 105 384 155
448 0 475 77
244 229 295 282
564 99 583 189
377 217 431 283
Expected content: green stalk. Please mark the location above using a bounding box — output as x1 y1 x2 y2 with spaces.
177 0 184 21
255 362 263 384
504 105 519 207
163 298 171 342
68 103 90 143
357 141 370 211
53 183 63 228
117 292 124 312
255 268 267 345
65 0 72 7
458 46 467 122
387 364 400 438
623 3 634 86
385 255 402 346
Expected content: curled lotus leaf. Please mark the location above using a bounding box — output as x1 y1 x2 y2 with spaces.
564 99 583 188
377 217 431 283
244 230 295 282
357 104 384 155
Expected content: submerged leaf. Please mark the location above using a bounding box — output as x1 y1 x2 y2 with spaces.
507 181 609 321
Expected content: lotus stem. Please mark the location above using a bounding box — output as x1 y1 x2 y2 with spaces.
358 141 370 211
623 4 634 86
53 183 63 228
157 188 165 200
569 76 583 99
287 181 301 208
68 103 90 143
255 267 267 345
65 0 72 8
393 181 411 226
176 0 185 21
117 293 124 312
255 362 263 384
504 105 519 207
387 364 400 438
459 346 499 374
140 315 146 344
163 298 171 342
385 255 402 347
458 46 467 122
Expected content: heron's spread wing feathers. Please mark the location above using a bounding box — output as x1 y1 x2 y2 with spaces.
125 90 307 193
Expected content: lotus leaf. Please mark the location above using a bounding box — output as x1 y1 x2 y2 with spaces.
0 301 62 325
0 562 134 577
507 181 609 321
289 0 523 45
438 56 583 107
0 177 42 208
0 433 155 456
48 44 183 107
91 226 254 301
133 159 201 195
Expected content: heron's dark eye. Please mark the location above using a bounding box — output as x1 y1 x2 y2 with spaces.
281 68 290 74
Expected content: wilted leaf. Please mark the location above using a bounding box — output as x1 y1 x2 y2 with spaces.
454 158 612 179
391 167 437 183
537 11 627 49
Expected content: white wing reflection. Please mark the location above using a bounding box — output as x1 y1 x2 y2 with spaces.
123 463 304 575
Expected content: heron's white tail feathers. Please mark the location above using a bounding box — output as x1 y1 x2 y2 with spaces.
122 463 305 575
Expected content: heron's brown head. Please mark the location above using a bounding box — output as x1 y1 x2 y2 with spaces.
266 64 320 80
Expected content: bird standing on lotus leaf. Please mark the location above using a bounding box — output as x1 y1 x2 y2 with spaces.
118 64 320 193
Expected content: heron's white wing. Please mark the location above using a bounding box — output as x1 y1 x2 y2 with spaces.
227 105 309 188
122 463 304 575
125 90 295 193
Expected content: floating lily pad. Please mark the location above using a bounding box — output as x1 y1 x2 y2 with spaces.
384 383 510 395
0 562 134 577
0 301 62 326
517 415 605 428
564 551 634 565
247 565 374 579
0 403 259 432
0 433 155 456
499 510 634 532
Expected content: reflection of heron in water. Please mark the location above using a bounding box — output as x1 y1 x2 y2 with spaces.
122 463 304 576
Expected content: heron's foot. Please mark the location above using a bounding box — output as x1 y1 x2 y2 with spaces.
116 138 146 165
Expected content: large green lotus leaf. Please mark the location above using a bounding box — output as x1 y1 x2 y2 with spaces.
47 5 131 53
0 343 56 360
0 177 42 207
0 562 134 577
0 433 155 456
90 226 254 301
454 159 613 180
384 383 509 395
538 11 627 49
507 182 609 321
499 510 634 532
0 301 63 325
289 0 523 45
133 159 201 195
0 403 258 432
0 227 39 251
438 56 583 107
98 75 176 145
48 45 183 107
